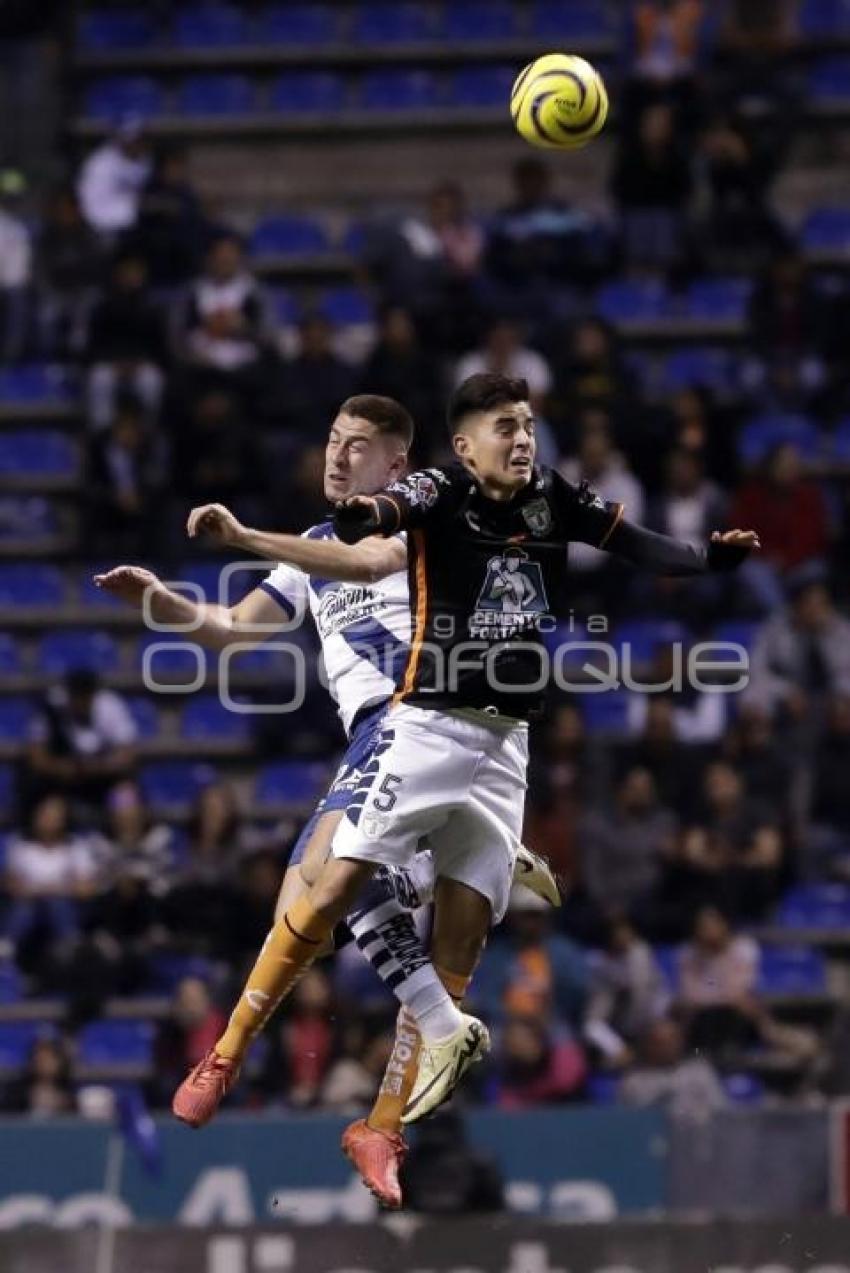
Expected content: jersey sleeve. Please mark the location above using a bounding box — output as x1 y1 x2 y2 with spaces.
548 469 625 548
259 561 309 624
379 466 460 530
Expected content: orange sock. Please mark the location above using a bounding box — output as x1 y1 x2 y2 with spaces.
366 1008 422 1135
216 894 330 1062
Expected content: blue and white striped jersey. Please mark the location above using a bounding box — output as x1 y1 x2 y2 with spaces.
260 521 411 735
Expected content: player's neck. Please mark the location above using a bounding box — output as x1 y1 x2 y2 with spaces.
476 476 523 502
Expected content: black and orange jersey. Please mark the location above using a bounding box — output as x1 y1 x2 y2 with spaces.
333 462 734 720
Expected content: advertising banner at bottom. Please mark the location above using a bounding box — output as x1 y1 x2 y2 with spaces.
4 1216 850 1273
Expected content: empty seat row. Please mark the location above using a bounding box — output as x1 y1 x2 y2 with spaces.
78 2 614 52
0 562 262 609
0 693 259 745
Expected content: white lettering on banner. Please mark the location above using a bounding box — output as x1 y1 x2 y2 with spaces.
0 1194 54 1228
505 1181 544 1213
254 1235 295 1270
208 1235 246 1273
54 1193 132 1228
506 1242 567 1273
181 1168 256 1226
548 1182 617 1221
267 1175 376 1223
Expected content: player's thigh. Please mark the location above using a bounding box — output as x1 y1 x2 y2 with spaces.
430 875 491 978
274 810 343 920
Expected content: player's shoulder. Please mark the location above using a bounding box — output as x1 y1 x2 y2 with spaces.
386 463 467 508
534 465 605 511
300 518 335 542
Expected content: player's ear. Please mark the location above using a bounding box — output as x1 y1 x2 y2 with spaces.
452 431 470 461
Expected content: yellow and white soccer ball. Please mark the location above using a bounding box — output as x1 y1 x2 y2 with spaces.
511 53 608 150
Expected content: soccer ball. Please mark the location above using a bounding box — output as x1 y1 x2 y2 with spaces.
511 53 609 150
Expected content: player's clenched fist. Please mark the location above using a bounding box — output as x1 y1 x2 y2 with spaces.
92 565 163 604
186 502 246 546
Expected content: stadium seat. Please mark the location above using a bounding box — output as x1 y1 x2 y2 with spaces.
270 71 346 113
611 618 687 666
578 691 630 737
0 497 58 541
758 947 826 994
443 3 519 40
0 431 78 479
261 5 338 45
776 884 850 928
250 215 330 257
586 1073 621 1103
137 633 209 682
0 636 21 677
686 277 752 322
831 418 850 462
181 696 251 742
596 279 671 324
78 11 157 51
809 56 850 99
531 1 613 40
77 565 129 610
0 698 33 742
711 620 760 661
360 70 439 111
737 414 822 466
449 66 518 108
0 1023 53 1069
255 761 329 808
270 288 302 326
77 1020 155 1067
799 0 849 35
0 364 73 403
352 3 435 44
802 207 850 252
83 76 164 123
723 1073 765 1104
662 347 735 395
320 287 375 325
125 696 161 741
173 5 250 48
653 945 680 989
147 953 218 994
0 961 23 1004
0 764 14 816
0 564 65 607
341 222 366 255
37 630 121 677
178 75 256 117
139 761 217 806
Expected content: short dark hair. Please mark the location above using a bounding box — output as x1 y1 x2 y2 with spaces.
447 373 530 434
339 394 414 448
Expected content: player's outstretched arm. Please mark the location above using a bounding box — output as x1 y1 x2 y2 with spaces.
604 522 760 576
187 502 407 582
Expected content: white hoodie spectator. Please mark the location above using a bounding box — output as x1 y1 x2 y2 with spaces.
77 126 151 237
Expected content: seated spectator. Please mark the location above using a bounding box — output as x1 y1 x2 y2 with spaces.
320 1027 393 1112
616 696 713 820
358 307 442 460
24 669 138 817
624 0 711 126
77 120 152 239
491 1015 586 1109
84 253 165 431
699 112 787 273
545 317 635 446
720 704 794 814
611 102 693 273
173 388 263 506
36 185 103 357
559 417 645 576
270 969 339 1109
225 851 289 963
3 794 99 960
0 168 31 362
129 144 209 287
650 448 727 549
152 977 226 1107
163 782 245 953
454 319 552 410
619 1016 728 1121
86 395 168 555
103 780 177 884
584 915 671 1068
665 386 735 487
170 232 276 397
401 1111 505 1214
748 252 825 364
1 1037 75 1116
579 767 677 919
282 315 356 440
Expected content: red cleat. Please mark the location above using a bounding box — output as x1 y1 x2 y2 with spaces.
342 1118 407 1210
172 1050 240 1128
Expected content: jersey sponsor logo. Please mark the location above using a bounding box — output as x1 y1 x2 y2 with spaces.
471 547 551 640
387 472 440 508
521 497 554 537
315 584 387 638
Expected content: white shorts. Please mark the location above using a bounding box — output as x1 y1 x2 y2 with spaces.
330 702 529 924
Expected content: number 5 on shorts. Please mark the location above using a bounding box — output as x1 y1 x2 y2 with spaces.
373 773 403 812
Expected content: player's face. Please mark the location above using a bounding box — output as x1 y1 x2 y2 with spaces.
454 401 536 496
324 414 406 502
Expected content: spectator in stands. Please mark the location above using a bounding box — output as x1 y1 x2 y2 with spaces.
491 1015 586 1109
86 395 169 555
560 416 646 582
545 317 634 447
720 0 800 117
358 307 443 460
319 1026 393 1112
579 767 677 919
616 696 713 821
665 385 735 486
77 120 152 239
130 144 209 288
170 232 276 398
809 696 850 876
611 102 693 274
619 1016 728 1121
224 850 288 963
584 915 671 1069
401 1110 505 1214
0 167 31 362
3 794 98 956
173 387 262 506
24 670 138 817
282 315 355 441
84 253 166 431
163 782 245 954
699 111 787 273
455 319 552 410
700 761 784 917
624 1 711 126
102 781 176 883
270 968 339 1109
730 445 832 613
720 704 795 816
152 976 226 1107
749 252 824 363
1 1037 75 1116
36 185 102 358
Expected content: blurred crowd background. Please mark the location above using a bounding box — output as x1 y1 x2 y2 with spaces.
0 0 850 1128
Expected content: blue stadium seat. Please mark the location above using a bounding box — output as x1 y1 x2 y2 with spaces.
37 630 121 677
0 564 65 607
0 1023 52 1069
0 497 58 541
0 636 21 677
181 696 251 742
653 945 680 989
723 1073 765 1104
77 564 129 610
662 347 735 395
361 70 439 111
809 56 850 99
352 3 435 44
137 633 209 682
611 618 687 665
777 884 850 928
125 696 161 741
802 207 850 252
597 279 671 324
320 287 374 325
0 431 78 478
712 620 760 661
178 75 256 116
0 364 73 403
586 1073 621 1103
443 3 519 40
532 1 613 39
147 953 217 994
79 11 156 51
0 698 33 742
758 946 826 994
270 288 302 326
84 76 164 122
173 5 250 48
250 215 330 256
578 691 630 737
831 418 850 462
342 222 366 255
0 961 23 1004
261 4 337 45
255 761 329 807
270 71 346 113
686 277 751 322
800 0 850 35
737 414 822 466
450 66 518 107
0 764 14 816
78 1020 155 1067
140 761 217 806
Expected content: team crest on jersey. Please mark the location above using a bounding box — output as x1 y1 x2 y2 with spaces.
474 547 549 616
362 811 391 839
389 472 440 508
521 497 553 537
